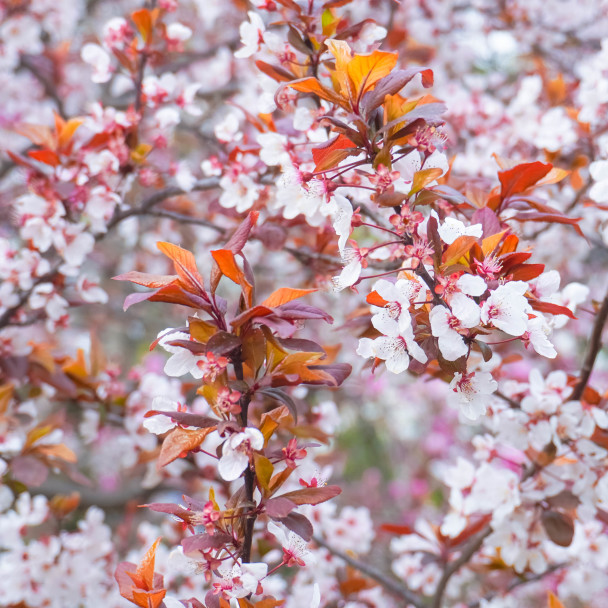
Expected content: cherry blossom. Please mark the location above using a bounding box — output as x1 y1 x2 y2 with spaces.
481 281 531 336
218 428 264 481
357 326 428 374
430 297 480 361
448 371 498 420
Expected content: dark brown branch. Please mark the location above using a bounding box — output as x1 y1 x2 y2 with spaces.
19 54 66 118
312 534 424 608
468 563 566 608
0 263 61 330
105 176 222 230
571 287 608 401
232 353 257 564
431 526 492 608
495 390 520 409
143 209 227 233
158 39 240 74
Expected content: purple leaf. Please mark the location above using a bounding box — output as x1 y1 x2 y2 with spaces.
276 512 314 541
307 363 352 386
11 455 48 487
206 332 241 356
145 410 218 429
260 387 299 423
265 497 297 518
275 302 334 323
471 207 502 238
123 289 159 311
361 67 434 116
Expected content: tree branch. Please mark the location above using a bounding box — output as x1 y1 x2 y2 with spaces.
232 353 257 564
571 286 608 401
312 535 424 608
431 526 492 608
105 176 222 230
0 263 61 330
467 563 566 608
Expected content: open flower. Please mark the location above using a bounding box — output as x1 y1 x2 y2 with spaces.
448 371 498 420
481 281 530 336
212 562 268 599
157 329 205 379
370 278 423 336
430 296 480 361
143 396 184 435
357 325 427 374
218 428 264 481
267 521 314 567
327 193 353 253
438 217 482 245
234 11 266 58
332 246 366 291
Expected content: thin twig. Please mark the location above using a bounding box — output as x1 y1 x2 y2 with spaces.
143 209 227 233
571 287 608 401
431 526 492 608
495 390 520 409
0 264 61 330
158 39 240 74
19 54 66 118
105 176 222 230
232 353 257 564
312 535 424 608
468 563 566 608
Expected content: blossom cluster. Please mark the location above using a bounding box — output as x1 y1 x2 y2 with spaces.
1 1 608 608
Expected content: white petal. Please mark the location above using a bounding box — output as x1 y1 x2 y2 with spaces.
374 279 399 301
372 309 400 337
164 350 194 377
408 339 428 364
245 427 265 450
429 305 451 337
451 293 481 327
438 334 468 361
336 260 361 288
143 415 176 435
310 584 321 608
151 396 178 411
218 451 249 481
457 273 487 297
357 337 375 358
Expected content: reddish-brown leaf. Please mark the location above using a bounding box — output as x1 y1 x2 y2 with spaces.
366 290 389 307
158 427 215 468
113 271 178 289
265 497 297 518
509 263 545 281
136 538 161 590
211 249 245 285
28 149 60 166
511 212 584 237
277 485 341 505
131 8 155 43
115 538 166 608
255 60 293 82
379 523 413 535
261 287 317 309
156 242 206 295
547 592 566 608
285 77 345 108
530 300 577 320
312 134 358 172
498 161 553 201
441 235 478 268
361 67 434 115
541 510 574 547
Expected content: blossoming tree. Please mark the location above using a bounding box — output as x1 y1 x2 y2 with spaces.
1 1 608 607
